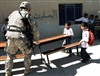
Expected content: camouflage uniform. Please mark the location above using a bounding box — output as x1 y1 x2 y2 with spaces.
5 9 39 73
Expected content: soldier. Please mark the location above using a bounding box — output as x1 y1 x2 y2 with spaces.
5 1 39 76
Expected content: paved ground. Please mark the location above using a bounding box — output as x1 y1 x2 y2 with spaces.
0 39 100 76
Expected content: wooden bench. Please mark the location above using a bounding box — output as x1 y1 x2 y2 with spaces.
42 42 79 67
0 34 72 61
36 34 70 59
0 35 80 69
0 41 6 49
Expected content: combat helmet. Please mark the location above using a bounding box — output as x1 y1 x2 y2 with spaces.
20 1 31 9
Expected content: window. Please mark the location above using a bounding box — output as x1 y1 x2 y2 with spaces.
59 4 82 25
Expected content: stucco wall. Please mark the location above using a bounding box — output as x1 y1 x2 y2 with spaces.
0 0 100 41
0 0 100 23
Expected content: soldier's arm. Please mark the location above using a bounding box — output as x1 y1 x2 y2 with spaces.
32 21 40 45
29 15 40 45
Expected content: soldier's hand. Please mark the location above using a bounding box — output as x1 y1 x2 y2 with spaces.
33 41 40 45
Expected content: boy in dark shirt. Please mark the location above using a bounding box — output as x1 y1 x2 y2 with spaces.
88 15 94 33
93 15 100 40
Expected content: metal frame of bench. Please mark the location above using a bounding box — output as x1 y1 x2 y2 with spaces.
42 42 79 68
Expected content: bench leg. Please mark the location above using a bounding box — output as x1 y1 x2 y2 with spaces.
38 46 44 62
47 55 50 65
76 46 79 56
38 46 47 65
46 55 52 69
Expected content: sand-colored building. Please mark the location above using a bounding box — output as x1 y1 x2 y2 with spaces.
0 0 100 40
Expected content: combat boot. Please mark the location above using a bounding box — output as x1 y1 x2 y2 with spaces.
24 68 34 75
5 73 11 76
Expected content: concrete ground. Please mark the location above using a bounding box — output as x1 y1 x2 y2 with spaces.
0 39 100 76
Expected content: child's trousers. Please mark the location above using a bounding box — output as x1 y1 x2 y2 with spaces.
81 47 91 61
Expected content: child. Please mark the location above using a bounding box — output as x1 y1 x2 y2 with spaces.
75 13 88 23
1 18 8 35
62 22 74 57
88 15 94 33
78 22 91 63
93 15 100 40
1 18 8 41
89 15 94 24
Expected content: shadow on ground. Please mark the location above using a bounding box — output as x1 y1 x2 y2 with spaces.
0 53 100 76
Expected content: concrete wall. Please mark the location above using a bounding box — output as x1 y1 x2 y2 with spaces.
0 0 100 41
0 0 100 23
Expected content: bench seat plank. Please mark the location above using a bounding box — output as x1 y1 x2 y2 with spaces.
39 34 69 45
64 42 79 49
0 54 24 61
42 42 79 55
0 34 69 48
